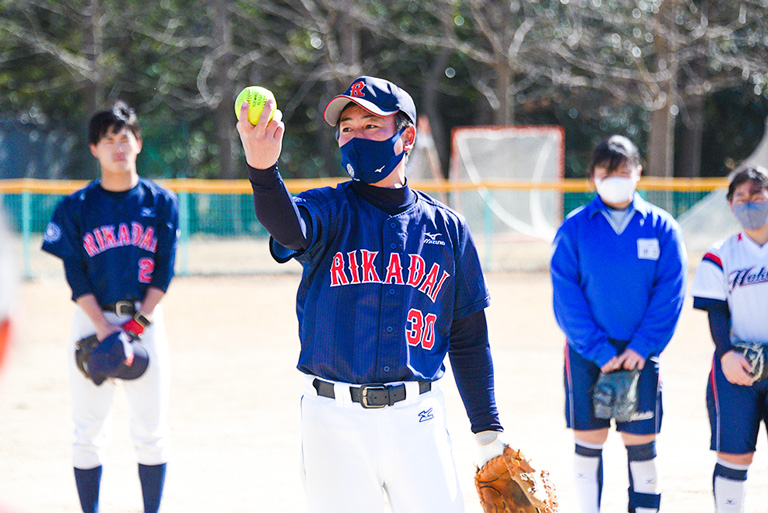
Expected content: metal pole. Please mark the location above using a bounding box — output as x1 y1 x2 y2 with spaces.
22 190 32 279
178 190 189 276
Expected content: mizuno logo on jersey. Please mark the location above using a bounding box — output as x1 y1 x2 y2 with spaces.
141 207 155 217
423 232 445 245
329 250 450 302
82 222 157 257
729 266 768 291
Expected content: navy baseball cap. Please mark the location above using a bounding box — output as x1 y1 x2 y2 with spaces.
323 76 417 126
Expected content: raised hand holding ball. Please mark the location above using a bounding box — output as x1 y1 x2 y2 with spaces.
235 85 284 170
234 86 276 125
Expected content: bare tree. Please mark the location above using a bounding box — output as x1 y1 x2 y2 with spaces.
248 0 386 176
0 0 120 117
551 0 768 176
206 0 236 179
363 0 577 125
3 0 766 182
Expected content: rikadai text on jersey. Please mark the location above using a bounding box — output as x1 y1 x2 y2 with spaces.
329 250 450 303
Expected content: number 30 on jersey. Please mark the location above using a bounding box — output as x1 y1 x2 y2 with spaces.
406 308 437 350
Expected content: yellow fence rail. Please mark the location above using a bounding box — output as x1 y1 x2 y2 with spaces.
0 177 729 194
0 178 729 278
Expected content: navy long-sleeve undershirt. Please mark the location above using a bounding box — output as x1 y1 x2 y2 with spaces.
693 297 733 358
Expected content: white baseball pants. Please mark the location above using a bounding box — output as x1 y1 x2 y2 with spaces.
68 305 170 469
300 376 464 513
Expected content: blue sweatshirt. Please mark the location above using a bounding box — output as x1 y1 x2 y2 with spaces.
550 193 687 367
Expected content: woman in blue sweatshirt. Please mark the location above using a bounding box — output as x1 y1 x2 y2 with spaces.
550 135 687 513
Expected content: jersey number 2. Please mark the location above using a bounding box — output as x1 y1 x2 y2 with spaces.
406 308 437 350
138 257 154 283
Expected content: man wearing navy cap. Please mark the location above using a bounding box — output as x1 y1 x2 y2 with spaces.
237 76 505 512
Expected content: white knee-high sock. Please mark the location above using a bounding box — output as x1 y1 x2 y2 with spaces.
626 442 660 513
574 441 603 513
713 458 749 513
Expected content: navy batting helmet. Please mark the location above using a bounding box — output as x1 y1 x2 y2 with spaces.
87 331 149 385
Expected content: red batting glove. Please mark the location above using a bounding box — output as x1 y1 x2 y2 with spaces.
122 318 145 337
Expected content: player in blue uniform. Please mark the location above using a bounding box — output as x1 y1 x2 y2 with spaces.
550 136 687 513
690 165 768 513
237 76 504 513
42 101 178 513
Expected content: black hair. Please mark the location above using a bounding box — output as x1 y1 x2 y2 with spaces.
587 135 642 177
727 165 768 201
88 101 141 146
394 111 414 131
396 112 415 161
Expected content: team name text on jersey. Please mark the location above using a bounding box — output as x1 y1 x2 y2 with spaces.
329 250 450 302
83 222 158 257
729 266 768 291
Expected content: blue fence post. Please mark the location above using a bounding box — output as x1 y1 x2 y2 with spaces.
22 190 33 279
178 190 189 276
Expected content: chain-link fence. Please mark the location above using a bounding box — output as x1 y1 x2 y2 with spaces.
1 178 728 278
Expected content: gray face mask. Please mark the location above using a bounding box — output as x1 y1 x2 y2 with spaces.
733 201 768 230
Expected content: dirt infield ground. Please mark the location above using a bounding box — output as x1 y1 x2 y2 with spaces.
2 271 767 512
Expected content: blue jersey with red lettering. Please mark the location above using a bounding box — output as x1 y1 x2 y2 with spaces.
280 181 490 384
41 178 179 305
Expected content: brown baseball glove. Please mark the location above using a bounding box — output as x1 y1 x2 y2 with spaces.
475 445 558 513
74 334 100 379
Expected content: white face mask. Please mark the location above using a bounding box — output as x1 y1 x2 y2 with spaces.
595 176 637 205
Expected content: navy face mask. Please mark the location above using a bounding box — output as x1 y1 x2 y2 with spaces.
339 127 406 184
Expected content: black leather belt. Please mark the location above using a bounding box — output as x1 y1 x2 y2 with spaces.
313 378 431 409
101 301 138 316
